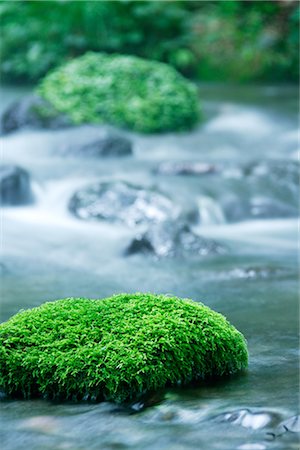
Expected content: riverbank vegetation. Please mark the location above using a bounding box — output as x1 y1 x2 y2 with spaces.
0 0 298 83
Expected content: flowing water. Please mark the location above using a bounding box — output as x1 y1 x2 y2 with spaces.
0 84 299 450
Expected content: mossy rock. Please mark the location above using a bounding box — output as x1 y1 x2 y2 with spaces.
38 53 200 133
0 294 248 403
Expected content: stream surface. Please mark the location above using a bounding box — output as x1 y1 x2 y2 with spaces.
0 84 299 450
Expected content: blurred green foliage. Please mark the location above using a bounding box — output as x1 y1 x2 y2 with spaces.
0 0 299 83
38 52 200 133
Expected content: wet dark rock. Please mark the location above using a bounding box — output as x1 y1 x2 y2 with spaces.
69 181 177 226
129 391 165 413
59 130 132 158
125 220 226 258
0 165 34 205
126 235 155 255
0 391 8 401
156 161 217 176
0 95 71 134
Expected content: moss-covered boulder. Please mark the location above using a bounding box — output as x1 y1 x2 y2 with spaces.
38 53 200 133
0 294 248 403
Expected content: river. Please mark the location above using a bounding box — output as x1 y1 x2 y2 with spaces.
0 84 299 450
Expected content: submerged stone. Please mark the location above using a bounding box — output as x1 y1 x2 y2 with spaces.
243 160 299 219
213 409 276 430
69 181 177 226
222 195 298 222
38 52 200 133
278 415 300 433
125 220 225 258
19 415 61 434
155 162 217 176
198 159 300 223
0 95 71 134
0 294 248 403
0 165 34 205
245 160 299 188
249 196 297 219
59 130 132 158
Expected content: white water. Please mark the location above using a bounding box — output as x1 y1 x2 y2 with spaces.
197 195 226 225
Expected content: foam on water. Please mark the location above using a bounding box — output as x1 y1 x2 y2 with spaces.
204 104 277 136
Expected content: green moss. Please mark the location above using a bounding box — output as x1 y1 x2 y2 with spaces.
38 52 200 133
0 293 248 403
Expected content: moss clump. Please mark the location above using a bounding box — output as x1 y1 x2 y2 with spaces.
38 52 200 133
0 294 248 403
